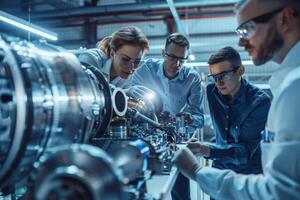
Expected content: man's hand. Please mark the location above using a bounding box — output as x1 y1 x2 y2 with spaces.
172 147 201 181
187 138 211 157
176 112 194 124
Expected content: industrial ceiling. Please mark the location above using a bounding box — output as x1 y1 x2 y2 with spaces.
0 0 278 84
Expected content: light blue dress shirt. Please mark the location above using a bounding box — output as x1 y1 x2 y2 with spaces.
132 58 204 127
194 41 300 200
78 48 132 88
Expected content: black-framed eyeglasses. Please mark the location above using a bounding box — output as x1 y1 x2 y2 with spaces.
236 7 283 40
207 67 240 83
116 52 144 69
163 51 188 63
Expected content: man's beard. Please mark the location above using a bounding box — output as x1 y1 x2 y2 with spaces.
253 28 284 65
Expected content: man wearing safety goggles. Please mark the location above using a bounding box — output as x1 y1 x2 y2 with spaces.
173 46 271 200
203 46 270 176
173 0 300 199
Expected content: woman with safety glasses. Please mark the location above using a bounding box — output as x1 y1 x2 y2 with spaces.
78 26 149 88
79 26 160 121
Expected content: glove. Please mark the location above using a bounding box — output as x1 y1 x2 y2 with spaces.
172 147 201 181
187 138 211 157
176 112 194 124
124 85 154 100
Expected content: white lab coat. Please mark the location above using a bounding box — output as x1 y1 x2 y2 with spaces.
195 41 300 200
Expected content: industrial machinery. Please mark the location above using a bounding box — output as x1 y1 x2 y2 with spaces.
0 35 126 194
26 144 127 200
0 35 185 199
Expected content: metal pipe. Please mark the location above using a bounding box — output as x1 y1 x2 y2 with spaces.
166 0 187 35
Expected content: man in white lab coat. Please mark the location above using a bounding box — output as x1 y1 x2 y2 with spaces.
173 0 300 199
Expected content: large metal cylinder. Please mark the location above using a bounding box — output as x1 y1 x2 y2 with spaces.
0 37 117 190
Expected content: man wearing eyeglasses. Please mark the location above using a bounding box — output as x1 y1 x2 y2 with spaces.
132 33 204 200
188 46 270 174
132 33 204 128
172 0 300 199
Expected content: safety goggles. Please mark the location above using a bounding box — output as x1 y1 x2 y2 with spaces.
236 8 283 40
116 52 144 69
207 67 240 83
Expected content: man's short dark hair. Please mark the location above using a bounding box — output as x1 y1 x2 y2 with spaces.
207 46 242 67
165 33 190 50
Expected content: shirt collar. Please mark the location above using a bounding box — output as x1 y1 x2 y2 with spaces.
269 41 300 94
280 41 300 69
157 60 185 81
212 78 247 104
232 78 247 104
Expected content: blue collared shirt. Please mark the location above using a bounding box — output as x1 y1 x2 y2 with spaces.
206 78 271 174
132 58 204 127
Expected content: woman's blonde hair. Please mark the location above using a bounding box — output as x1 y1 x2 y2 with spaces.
97 26 149 57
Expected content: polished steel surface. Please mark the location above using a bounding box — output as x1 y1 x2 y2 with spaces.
31 144 125 200
0 37 113 190
105 139 162 183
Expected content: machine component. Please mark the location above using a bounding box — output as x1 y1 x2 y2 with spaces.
27 144 126 200
127 108 180 144
0 35 182 199
0 36 126 192
126 87 163 121
127 108 162 130
111 85 128 117
106 139 162 183
176 114 188 139
91 136 174 199
109 117 128 138
127 97 156 121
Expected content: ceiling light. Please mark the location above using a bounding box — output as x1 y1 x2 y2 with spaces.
0 11 58 41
